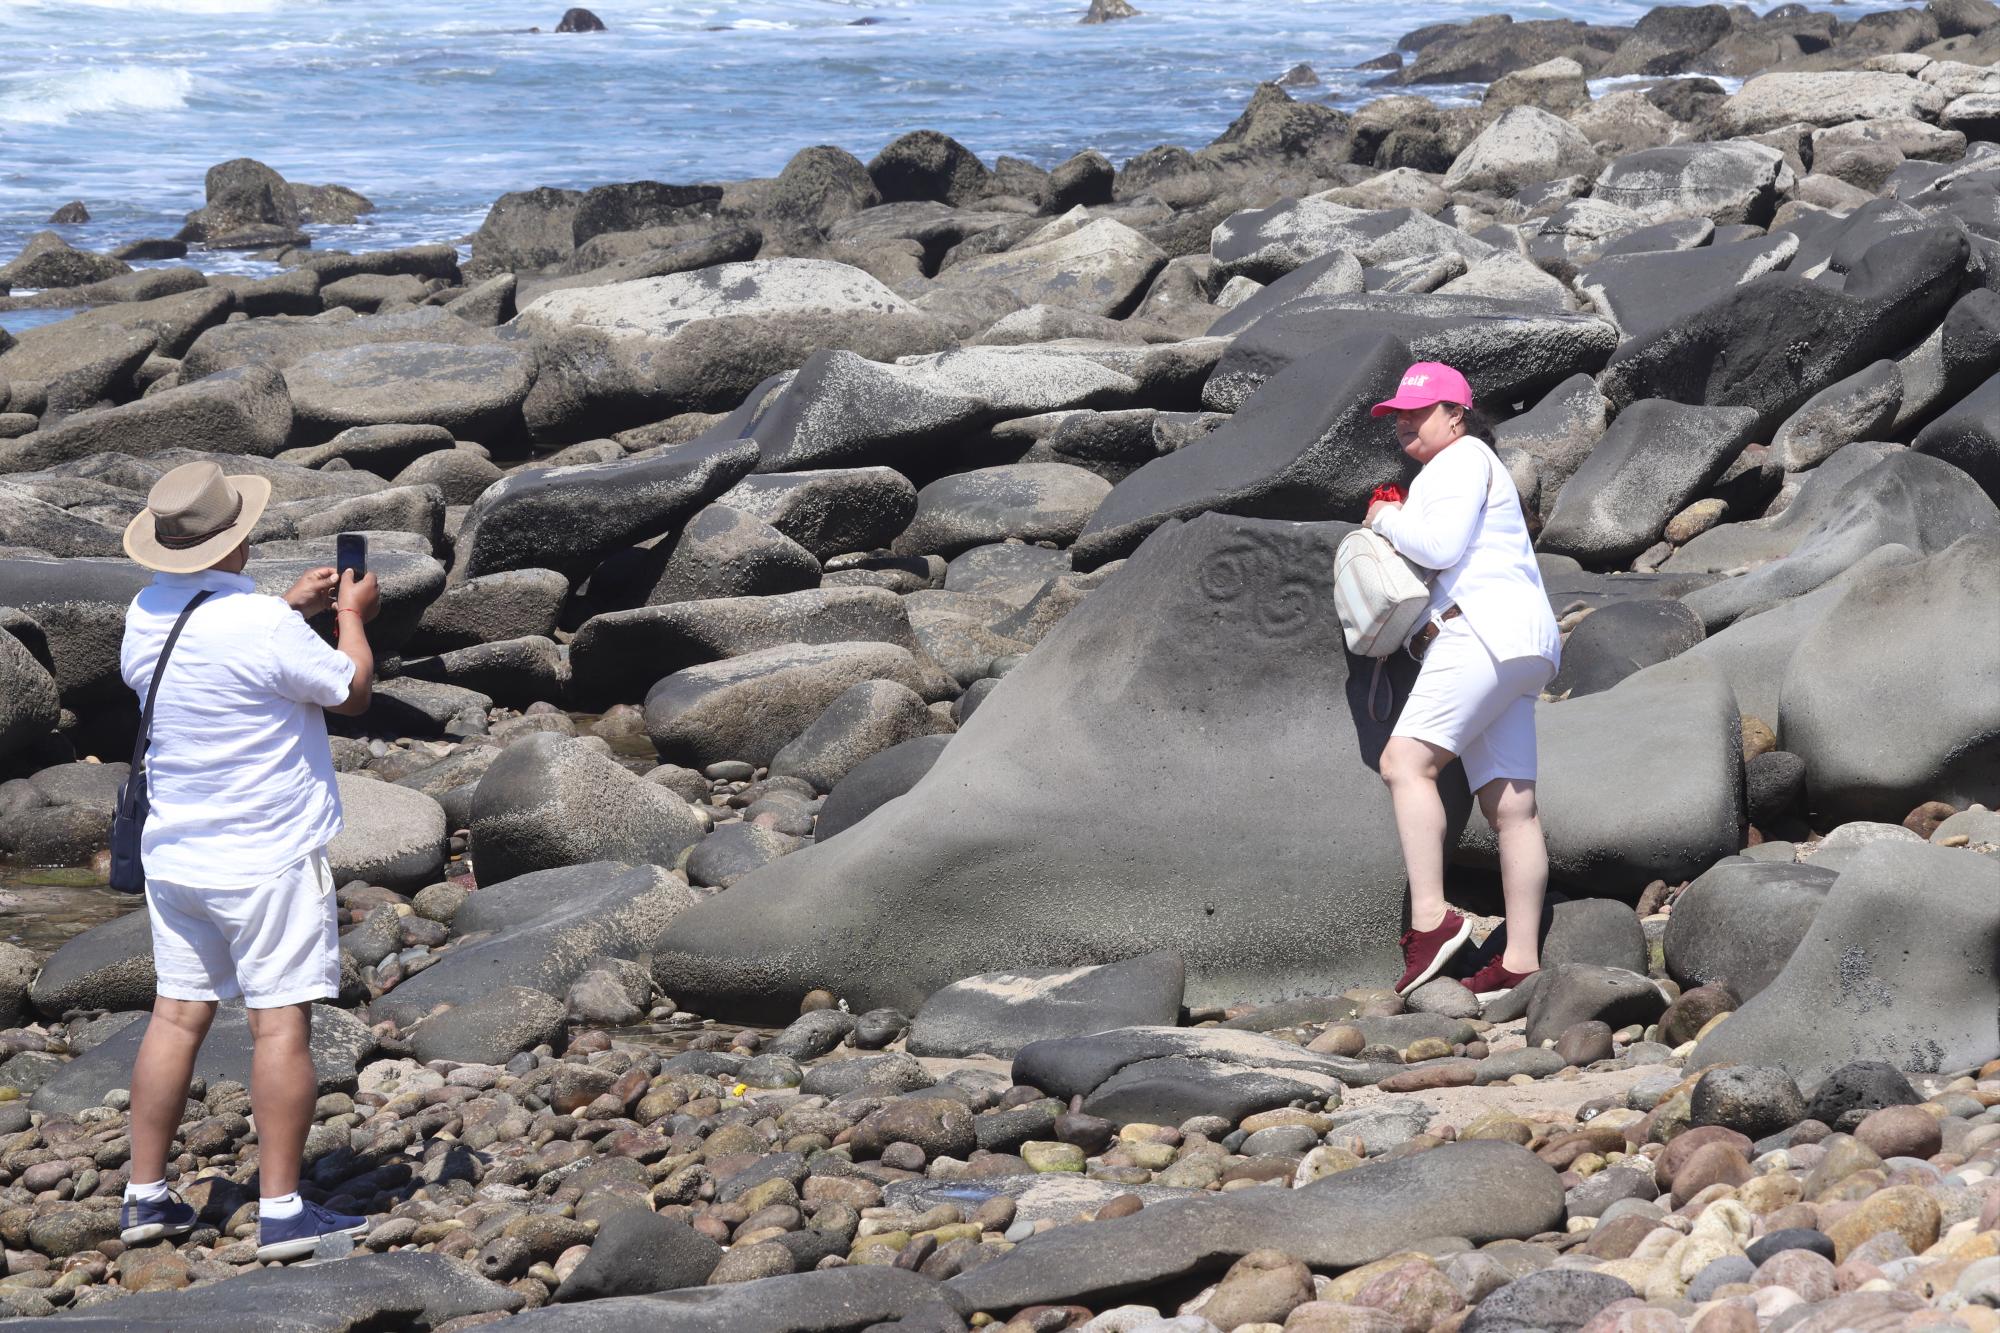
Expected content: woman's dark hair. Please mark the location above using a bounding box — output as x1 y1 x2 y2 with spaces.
1452 403 1500 442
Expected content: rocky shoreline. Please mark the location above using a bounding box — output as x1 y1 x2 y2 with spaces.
0 0 1998 1327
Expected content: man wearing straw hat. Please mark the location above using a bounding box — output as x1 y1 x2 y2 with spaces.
116 460 382 1261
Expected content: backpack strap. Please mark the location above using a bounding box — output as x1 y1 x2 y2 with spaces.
1368 659 1393 724
129 590 214 775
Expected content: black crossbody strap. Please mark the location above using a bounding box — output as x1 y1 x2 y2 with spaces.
128 590 214 772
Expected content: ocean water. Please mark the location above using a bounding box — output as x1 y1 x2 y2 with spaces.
0 0 1910 287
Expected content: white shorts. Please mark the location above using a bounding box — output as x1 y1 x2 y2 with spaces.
147 849 342 1008
1393 618 1554 793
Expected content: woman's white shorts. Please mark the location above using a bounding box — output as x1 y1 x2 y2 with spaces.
146 848 341 1009
1392 618 1555 793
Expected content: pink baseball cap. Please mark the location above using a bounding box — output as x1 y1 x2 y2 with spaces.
1370 361 1473 417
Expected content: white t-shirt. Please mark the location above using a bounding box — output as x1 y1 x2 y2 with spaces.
1370 436 1562 669
121 569 356 888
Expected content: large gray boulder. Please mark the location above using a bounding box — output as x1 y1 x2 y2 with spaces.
36 1250 516 1333
515 260 951 440
1589 142 1789 226
814 733 952 840
1210 203 1495 286
1771 360 1904 472
945 1141 1563 1313
1780 531 2000 823
30 1001 372 1116
370 861 695 1028
1539 401 1760 566
327 774 449 890
28 907 155 1017
748 347 1135 475
1575 234 1798 343
1547 598 1705 699
1599 224 1971 431
470 733 706 884
642 641 938 769
1681 451 1998 631
1689 842 1999 1088
1442 106 1600 194
1664 440 1900 576
1070 335 1412 570
768 679 949 792
1672 543 1918 733
0 365 292 471
408 568 569 654
281 341 535 446
0 486 123 558
1459 657 1745 894
1492 372 1608 499
452 436 758 581
892 463 1111 558
651 515 1420 1020
718 467 918 561
1663 860 1837 1002
1913 372 2000 505
0 629 58 765
180 306 496 381
615 503 819 610
1201 293 1618 415
0 321 156 418
922 217 1167 323
1715 71 1949 136
568 586 917 711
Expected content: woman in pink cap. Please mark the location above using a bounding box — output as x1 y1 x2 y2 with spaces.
1363 362 1561 1001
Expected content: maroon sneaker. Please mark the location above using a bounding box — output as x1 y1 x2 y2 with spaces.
1395 909 1472 995
1466 958 1538 1001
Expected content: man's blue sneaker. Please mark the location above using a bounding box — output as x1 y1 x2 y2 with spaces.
255 1200 368 1261
119 1191 197 1244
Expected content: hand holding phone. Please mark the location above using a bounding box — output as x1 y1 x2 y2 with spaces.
335 532 367 580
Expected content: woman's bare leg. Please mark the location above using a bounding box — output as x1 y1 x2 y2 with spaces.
1478 776 1548 973
1380 736 1458 929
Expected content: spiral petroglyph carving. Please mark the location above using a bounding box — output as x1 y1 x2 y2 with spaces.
1197 527 1336 639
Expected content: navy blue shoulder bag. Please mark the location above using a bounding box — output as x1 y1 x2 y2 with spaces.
109 590 213 895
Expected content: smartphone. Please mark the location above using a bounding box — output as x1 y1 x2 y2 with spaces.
335 532 367 580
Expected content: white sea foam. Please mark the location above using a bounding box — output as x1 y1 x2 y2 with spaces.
0 65 195 126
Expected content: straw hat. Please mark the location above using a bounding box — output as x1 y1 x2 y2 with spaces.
122 461 272 574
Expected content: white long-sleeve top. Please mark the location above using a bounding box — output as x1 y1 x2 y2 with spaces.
1370 436 1561 669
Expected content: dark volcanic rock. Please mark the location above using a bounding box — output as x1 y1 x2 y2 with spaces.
643 640 937 769
1547 599 1705 699
452 436 759 581
39 1251 516 1332
1524 965 1668 1045
371 862 694 1029
551 1210 719 1302
813 733 953 840
868 131 992 206
1599 224 1972 431
907 951 1186 1059
32 1001 371 1116
946 1141 1562 1312
1200 293 1617 417
1663 860 1836 1003
1539 400 1760 566
568 586 917 712
1070 335 1412 570
470 733 706 884
1779 531 2000 822
651 515 1416 1019
1690 842 2000 1087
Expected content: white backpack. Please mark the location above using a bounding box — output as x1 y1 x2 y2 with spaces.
1335 526 1434 723
1334 527 1432 658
